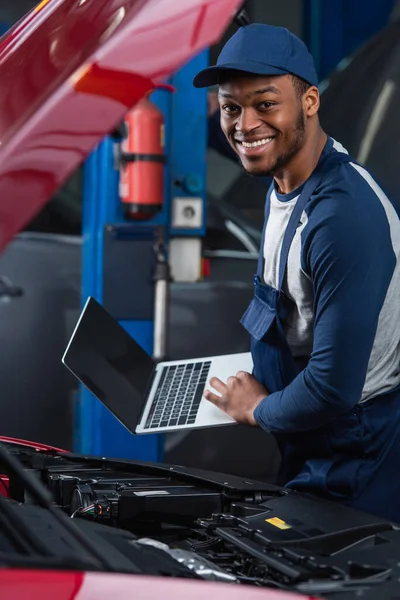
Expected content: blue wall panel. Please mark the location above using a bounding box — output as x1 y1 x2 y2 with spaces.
304 0 396 80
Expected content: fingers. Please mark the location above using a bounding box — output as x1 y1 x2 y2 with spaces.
236 370 251 379
204 377 225 409
205 373 252 411
203 389 223 406
210 373 250 389
209 376 227 394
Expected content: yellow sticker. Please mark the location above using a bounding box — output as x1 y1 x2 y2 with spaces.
265 517 291 530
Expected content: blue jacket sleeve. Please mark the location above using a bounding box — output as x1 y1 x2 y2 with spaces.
254 174 397 432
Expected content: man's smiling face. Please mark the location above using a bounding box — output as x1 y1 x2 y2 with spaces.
218 72 308 177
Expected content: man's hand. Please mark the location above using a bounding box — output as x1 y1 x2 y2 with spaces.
204 371 268 426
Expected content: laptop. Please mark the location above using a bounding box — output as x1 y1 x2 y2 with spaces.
62 297 253 434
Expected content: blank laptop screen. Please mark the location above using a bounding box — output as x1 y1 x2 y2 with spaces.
63 297 155 432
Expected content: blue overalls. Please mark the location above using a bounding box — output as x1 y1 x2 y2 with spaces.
241 150 400 522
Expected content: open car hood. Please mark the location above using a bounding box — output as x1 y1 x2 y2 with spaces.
1 436 398 599
0 0 243 253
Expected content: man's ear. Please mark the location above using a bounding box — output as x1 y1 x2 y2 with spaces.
304 86 320 117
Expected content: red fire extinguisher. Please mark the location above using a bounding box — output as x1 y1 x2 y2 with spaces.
119 86 173 219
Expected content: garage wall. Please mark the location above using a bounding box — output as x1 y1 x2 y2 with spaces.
0 0 37 25
249 0 303 38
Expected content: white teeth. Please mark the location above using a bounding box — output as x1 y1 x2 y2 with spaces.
240 137 273 148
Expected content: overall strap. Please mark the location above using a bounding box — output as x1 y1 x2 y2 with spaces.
276 151 353 292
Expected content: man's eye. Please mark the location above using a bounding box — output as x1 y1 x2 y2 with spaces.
258 102 274 110
222 105 239 113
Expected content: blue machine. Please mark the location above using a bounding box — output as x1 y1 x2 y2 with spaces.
77 52 208 461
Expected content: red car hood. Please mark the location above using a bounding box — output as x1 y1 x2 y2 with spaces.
0 569 311 600
0 0 242 253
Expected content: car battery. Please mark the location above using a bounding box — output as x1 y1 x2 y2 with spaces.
46 468 222 528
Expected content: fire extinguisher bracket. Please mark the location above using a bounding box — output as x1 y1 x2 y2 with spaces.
120 152 166 164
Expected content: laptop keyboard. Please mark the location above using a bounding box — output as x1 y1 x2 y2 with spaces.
144 362 211 429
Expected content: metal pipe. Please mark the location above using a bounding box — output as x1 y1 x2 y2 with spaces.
153 256 170 361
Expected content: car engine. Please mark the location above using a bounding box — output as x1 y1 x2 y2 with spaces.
1 440 400 599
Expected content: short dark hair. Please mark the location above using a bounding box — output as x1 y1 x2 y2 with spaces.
290 74 311 99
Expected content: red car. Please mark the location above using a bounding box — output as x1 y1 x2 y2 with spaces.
0 435 318 599
1 432 400 599
0 571 303 600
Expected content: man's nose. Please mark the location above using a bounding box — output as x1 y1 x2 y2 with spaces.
235 109 261 134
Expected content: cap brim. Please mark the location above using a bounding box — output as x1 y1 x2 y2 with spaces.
193 62 289 88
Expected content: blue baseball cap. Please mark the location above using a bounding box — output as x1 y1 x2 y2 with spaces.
193 23 318 88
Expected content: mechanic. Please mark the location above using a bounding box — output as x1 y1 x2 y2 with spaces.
194 23 400 521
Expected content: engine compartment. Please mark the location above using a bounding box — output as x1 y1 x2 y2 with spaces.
1 441 400 599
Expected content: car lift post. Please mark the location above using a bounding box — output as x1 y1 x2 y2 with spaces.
76 52 208 461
